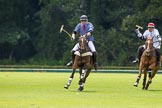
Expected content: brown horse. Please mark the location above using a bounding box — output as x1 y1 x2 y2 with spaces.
134 37 160 90
64 36 93 91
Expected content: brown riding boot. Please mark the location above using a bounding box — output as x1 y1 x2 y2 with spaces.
132 45 144 64
66 51 75 67
155 49 161 66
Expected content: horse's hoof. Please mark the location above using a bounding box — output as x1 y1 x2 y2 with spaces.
78 80 82 85
145 87 148 90
142 87 145 90
133 82 138 87
78 87 84 91
148 80 152 84
64 85 69 89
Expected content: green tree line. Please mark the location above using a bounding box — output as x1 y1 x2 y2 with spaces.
0 0 162 66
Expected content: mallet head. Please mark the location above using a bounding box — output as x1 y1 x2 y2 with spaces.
60 25 64 33
136 25 143 30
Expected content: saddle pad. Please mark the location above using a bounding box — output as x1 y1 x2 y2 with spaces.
74 51 92 56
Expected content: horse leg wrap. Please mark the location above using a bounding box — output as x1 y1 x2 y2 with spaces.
137 76 141 83
145 79 152 90
67 78 73 85
134 76 141 87
80 69 85 79
148 79 152 84
148 70 151 78
80 83 85 87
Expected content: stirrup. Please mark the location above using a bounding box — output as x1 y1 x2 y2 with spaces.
66 61 73 67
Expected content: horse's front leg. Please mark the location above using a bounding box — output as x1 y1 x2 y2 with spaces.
78 67 85 85
142 69 147 89
78 67 86 91
64 56 79 89
78 68 91 91
145 70 152 90
134 64 143 87
64 69 76 89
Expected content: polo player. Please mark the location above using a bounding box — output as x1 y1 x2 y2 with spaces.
132 22 161 66
66 15 98 70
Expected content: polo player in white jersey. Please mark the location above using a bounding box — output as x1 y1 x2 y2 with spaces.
132 22 161 66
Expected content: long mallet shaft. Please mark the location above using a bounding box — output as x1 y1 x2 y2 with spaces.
60 25 72 38
136 25 143 30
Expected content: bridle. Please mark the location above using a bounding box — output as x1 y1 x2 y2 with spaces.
79 36 88 54
145 38 154 56
78 36 88 65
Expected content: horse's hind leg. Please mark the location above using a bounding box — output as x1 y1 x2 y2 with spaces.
145 69 158 90
145 79 152 90
64 69 76 89
145 70 152 90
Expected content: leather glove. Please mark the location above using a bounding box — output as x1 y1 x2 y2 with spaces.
82 35 86 37
86 32 91 36
71 34 75 41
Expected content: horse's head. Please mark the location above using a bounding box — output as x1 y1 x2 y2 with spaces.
79 36 88 53
145 37 154 56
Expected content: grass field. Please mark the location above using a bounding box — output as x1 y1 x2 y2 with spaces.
0 72 162 108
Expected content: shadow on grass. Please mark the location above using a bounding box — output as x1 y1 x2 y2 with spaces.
70 90 97 93
148 89 162 92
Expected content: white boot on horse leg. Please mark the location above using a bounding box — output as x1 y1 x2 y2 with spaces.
134 76 141 87
64 78 73 89
78 69 86 85
134 82 139 87
145 79 152 90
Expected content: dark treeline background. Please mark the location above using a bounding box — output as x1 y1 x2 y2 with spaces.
0 0 162 66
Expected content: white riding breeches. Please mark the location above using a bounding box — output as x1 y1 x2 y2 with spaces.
72 41 96 52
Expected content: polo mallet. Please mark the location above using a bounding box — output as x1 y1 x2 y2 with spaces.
60 25 72 38
136 25 143 30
